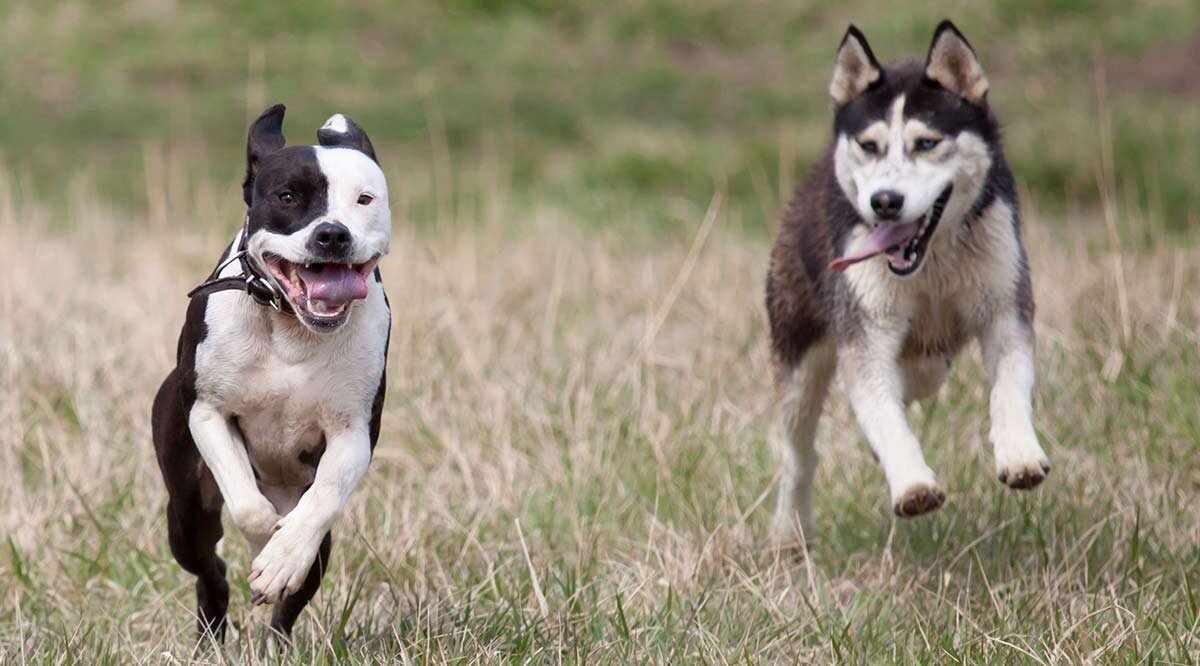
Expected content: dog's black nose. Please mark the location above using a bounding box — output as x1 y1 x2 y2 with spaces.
870 190 904 220
309 222 353 255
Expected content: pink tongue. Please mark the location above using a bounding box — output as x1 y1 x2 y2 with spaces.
298 263 368 305
827 222 920 272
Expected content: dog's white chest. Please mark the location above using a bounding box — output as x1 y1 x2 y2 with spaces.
901 291 972 358
847 200 1023 360
233 358 332 486
192 286 389 487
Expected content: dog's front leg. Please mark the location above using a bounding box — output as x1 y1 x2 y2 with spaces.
838 327 945 517
189 402 281 547
248 422 371 604
981 312 1050 489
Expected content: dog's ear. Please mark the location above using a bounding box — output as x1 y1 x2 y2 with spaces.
830 25 883 106
243 104 287 206
317 114 377 164
924 20 989 105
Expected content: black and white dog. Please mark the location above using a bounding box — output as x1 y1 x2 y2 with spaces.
152 105 391 639
765 22 1050 546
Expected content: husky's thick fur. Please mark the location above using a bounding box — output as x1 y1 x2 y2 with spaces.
765 21 1049 546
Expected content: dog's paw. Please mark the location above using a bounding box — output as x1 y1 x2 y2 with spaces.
767 537 811 563
994 440 1050 490
767 523 813 560
248 529 318 605
768 505 814 554
997 460 1050 490
892 483 946 518
231 497 282 547
992 428 1050 491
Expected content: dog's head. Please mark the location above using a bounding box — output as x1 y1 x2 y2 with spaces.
240 105 390 332
827 21 998 277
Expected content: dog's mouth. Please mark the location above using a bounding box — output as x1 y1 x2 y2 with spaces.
828 185 954 275
263 254 379 330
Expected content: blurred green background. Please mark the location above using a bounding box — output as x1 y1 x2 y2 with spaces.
2 0 1197 233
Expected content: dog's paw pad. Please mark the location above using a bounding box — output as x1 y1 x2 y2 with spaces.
997 463 1049 490
893 484 946 518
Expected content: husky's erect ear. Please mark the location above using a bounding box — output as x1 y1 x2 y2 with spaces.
317 114 378 164
243 104 287 206
830 25 883 105
924 20 989 105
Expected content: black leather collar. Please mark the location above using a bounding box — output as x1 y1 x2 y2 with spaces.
187 216 295 314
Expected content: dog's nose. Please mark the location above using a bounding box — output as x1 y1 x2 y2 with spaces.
310 222 352 254
870 190 905 220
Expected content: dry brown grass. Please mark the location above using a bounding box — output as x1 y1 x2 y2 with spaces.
2 175 1199 663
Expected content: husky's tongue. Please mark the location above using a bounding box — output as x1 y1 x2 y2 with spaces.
827 221 920 272
298 263 369 306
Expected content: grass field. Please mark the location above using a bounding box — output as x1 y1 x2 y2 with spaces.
3 1 1200 664
4 175 1200 663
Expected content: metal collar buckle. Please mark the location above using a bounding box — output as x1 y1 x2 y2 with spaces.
187 214 293 315
244 274 283 311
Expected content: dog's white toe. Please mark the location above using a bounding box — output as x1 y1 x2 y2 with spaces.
249 530 319 604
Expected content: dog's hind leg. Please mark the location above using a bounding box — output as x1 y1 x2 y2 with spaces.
167 492 229 642
768 339 836 549
153 371 230 643
269 531 332 637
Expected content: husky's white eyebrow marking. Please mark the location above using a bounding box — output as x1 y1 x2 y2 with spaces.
321 114 349 134
888 95 906 159
890 95 906 128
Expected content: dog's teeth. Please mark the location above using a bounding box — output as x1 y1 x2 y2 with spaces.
306 298 347 317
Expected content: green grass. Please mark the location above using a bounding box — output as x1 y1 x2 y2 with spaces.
2 1 1198 230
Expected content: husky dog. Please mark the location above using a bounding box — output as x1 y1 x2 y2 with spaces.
765 21 1050 546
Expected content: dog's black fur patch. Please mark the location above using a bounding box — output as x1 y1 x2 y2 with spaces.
154 105 390 641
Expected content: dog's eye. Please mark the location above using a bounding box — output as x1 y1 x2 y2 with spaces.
857 140 879 155
278 192 296 205
357 193 374 206
914 137 942 152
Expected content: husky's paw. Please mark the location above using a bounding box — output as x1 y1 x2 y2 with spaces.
997 460 1050 490
992 430 1050 490
892 483 946 518
767 523 813 560
994 439 1050 490
768 507 814 555
248 529 318 605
